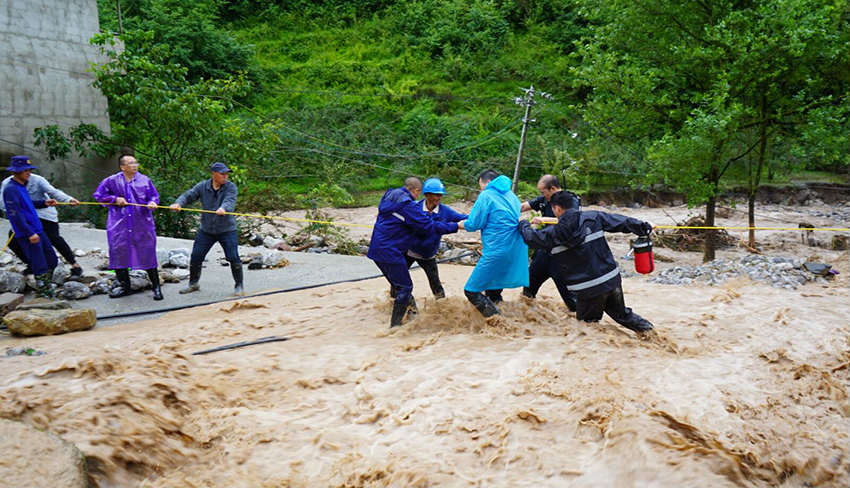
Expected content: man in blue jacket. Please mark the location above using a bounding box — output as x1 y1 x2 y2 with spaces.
399 178 468 299
2 156 59 298
518 191 654 337
459 170 529 318
368 177 460 328
170 162 242 295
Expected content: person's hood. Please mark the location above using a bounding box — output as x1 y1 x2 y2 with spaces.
485 175 513 193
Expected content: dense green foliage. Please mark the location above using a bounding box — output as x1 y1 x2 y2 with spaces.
38 1 848 243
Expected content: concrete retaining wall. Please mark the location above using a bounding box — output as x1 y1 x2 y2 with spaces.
0 0 113 194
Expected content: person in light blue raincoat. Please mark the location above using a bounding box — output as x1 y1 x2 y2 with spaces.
459 170 528 317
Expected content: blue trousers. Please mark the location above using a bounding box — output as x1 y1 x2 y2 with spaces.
374 260 413 305
16 232 58 276
190 229 240 265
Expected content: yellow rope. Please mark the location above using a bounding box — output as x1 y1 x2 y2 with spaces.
654 225 850 232
57 201 850 232
0 231 14 254
58 201 374 228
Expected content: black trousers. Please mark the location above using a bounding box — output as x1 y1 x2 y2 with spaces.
523 250 577 311
576 285 653 332
404 254 444 297
7 219 76 267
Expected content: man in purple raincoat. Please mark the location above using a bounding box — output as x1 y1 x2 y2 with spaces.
93 154 163 300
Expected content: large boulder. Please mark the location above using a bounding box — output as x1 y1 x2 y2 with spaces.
168 248 191 268
3 308 96 336
0 270 26 293
52 265 71 285
263 250 290 268
59 282 93 301
0 419 88 488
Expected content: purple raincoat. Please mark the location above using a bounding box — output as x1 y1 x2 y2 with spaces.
93 172 160 270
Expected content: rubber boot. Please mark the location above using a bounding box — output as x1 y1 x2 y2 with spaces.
180 263 202 294
465 290 501 318
109 268 133 298
230 262 244 296
485 289 504 304
390 301 408 328
35 273 55 299
406 297 419 321
147 268 163 301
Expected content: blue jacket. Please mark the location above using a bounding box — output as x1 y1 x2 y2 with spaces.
408 200 468 259
367 187 459 265
519 209 651 298
3 179 47 238
463 175 529 292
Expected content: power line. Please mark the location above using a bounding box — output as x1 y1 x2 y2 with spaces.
265 87 511 103
0 137 111 175
0 54 91 76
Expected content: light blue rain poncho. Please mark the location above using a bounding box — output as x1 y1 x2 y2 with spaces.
463 175 529 292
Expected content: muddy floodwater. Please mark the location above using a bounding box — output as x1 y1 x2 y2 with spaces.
0 202 848 487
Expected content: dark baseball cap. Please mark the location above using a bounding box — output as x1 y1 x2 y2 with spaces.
210 162 231 173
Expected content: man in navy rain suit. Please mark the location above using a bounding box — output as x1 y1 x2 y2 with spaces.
368 177 460 328
398 177 467 299
518 191 655 337
2 156 59 298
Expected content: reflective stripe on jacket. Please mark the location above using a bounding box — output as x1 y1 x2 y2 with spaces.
519 209 650 298
367 187 459 265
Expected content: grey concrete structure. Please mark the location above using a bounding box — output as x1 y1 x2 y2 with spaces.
0 0 112 193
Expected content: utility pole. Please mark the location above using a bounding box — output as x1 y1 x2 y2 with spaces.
116 0 124 35
511 86 553 193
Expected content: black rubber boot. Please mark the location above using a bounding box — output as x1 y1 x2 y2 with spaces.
390 301 408 328
485 289 504 304
406 297 419 321
465 290 501 318
230 262 244 295
109 268 133 298
180 263 202 294
147 268 163 301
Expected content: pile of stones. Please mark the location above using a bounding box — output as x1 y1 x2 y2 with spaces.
648 255 833 290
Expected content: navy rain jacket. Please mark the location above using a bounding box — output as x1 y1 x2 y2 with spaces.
367 187 459 265
518 209 651 299
408 200 467 259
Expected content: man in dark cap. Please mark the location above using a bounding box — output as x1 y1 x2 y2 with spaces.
2 156 59 298
170 162 242 295
1 159 83 277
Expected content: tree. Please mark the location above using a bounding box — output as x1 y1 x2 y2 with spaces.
35 30 278 237
573 0 849 261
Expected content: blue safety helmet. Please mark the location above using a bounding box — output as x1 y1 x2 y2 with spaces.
422 178 446 195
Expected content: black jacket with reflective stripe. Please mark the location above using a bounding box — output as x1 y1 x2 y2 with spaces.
519 209 651 299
